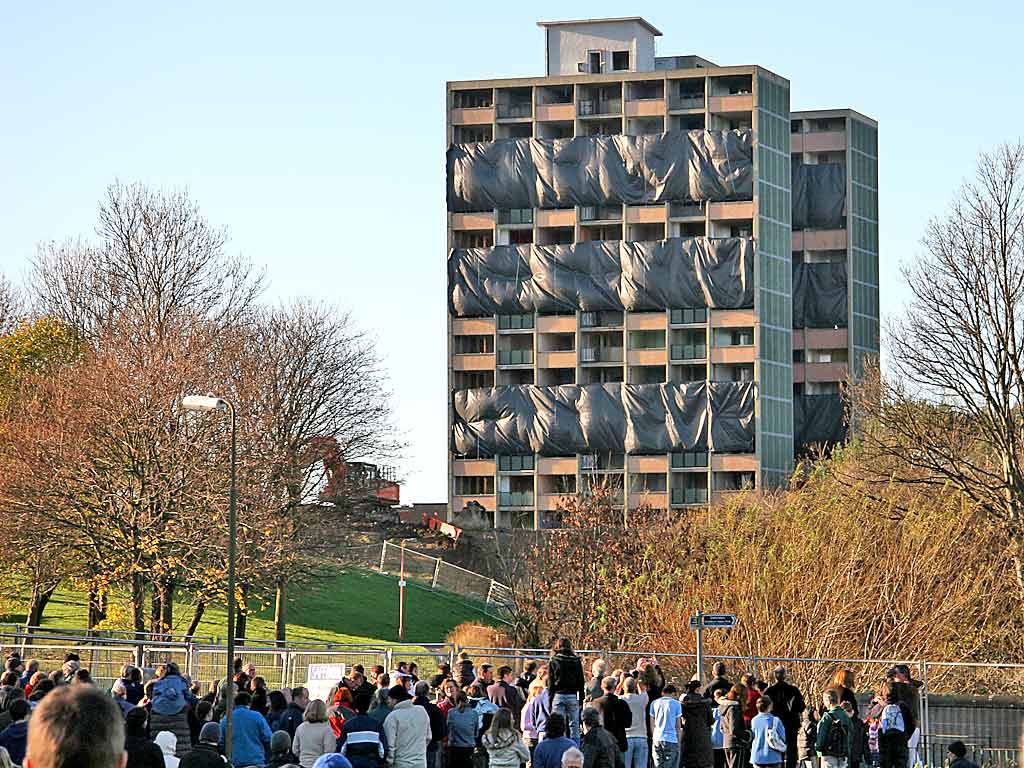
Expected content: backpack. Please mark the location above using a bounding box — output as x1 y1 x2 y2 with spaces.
880 704 905 734
822 714 849 757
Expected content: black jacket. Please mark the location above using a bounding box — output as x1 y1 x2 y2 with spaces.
582 726 622 768
548 652 585 698
279 702 306 738
702 676 731 701
125 735 165 768
681 697 714 768
798 711 818 761
592 693 632 752
764 681 806 729
180 743 227 768
415 695 448 745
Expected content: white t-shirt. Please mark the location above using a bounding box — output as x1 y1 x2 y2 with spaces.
650 696 682 744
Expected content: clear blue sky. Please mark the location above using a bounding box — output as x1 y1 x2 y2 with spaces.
2 1 1021 502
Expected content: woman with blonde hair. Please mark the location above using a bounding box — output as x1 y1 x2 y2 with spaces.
832 669 858 717
292 699 337 767
522 678 550 758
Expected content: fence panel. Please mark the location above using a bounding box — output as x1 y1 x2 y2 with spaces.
190 647 291 692
288 649 389 694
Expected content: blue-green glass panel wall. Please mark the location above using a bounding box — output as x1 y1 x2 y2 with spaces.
849 118 880 377
756 76 793 488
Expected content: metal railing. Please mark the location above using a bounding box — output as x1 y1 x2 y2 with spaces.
498 491 535 508
496 103 532 119
670 343 707 360
497 349 533 366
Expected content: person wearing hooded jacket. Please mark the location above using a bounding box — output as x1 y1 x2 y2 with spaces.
482 708 530 768
126 707 167 768
383 685 431 768
155 731 182 768
680 684 714 768
547 638 585 742
718 685 748 768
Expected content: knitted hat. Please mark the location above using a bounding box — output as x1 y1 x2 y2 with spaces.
271 730 292 753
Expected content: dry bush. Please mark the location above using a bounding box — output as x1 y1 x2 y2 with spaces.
447 621 518 669
502 446 1024 695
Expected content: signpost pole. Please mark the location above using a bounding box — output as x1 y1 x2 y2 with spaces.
695 611 705 684
399 540 407 641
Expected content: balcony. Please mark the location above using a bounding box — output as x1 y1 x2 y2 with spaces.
497 349 534 366
451 353 495 371
793 362 848 384
669 94 705 112
537 350 576 369
670 343 707 361
580 347 623 364
625 99 666 118
452 458 496 476
579 98 622 117
498 491 535 508
792 229 847 250
496 102 533 120
707 94 753 114
579 205 622 223
671 487 709 506
580 310 624 329
792 130 846 154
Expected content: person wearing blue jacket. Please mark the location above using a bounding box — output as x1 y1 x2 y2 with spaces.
0 699 29 765
750 697 786 768
221 691 273 767
338 692 387 768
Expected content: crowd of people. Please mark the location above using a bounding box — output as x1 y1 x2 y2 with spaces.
0 642 982 768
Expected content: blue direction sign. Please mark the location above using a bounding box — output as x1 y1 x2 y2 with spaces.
689 613 737 629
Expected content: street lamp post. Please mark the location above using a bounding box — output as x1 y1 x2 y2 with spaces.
181 394 237 763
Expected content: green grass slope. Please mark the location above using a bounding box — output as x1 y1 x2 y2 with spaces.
2 570 497 646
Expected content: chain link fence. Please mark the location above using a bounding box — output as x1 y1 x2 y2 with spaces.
3 631 1023 763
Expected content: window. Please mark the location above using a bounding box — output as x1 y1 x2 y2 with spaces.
453 125 492 144
498 208 534 226
730 329 754 346
453 335 493 354
671 308 708 325
588 51 602 74
612 51 630 71
453 230 493 249
498 455 535 472
497 313 534 330
672 451 708 469
454 476 494 495
453 89 492 109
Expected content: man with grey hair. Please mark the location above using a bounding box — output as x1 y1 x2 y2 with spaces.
413 680 445 768
585 661 608 703
562 747 585 768
581 707 620 768
25 685 127 768
764 667 805 768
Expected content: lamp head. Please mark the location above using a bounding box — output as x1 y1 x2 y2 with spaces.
181 394 227 413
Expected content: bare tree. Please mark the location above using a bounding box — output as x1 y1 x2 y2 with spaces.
226 300 401 644
32 182 264 346
0 274 22 333
856 143 1024 598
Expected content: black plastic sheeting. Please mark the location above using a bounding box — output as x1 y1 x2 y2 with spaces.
793 393 847 451
447 130 753 212
452 381 754 457
449 237 753 317
792 163 845 229
792 261 847 329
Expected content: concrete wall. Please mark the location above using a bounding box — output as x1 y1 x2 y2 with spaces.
545 21 655 76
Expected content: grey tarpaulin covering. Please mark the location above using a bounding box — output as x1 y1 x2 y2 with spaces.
452 381 755 456
792 261 848 329
449 237 754 316
793 394 847 450
447 130 753 212
791 163 846 229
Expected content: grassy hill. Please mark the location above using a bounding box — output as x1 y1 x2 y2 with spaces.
1 569 498 646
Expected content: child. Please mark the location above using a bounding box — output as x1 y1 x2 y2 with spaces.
878 691 911 768
797 705 818 768
842 701 869 768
